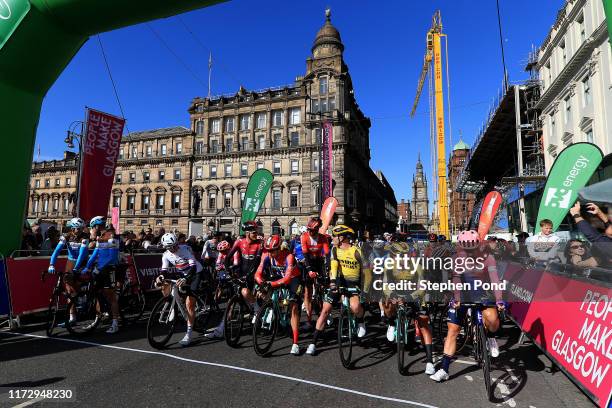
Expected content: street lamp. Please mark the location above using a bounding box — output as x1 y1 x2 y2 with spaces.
65 121 84 217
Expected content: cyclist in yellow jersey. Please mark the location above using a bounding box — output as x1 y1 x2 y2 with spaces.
306 225 365 355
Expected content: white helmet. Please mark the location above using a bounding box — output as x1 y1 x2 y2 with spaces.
89 216 106 228
161 233 178 249
68 217 85 229
299 226 308 234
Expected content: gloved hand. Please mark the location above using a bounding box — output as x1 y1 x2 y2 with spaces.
450 299 460 309
308 270 318 280
48 265 55 274
176 278 187 287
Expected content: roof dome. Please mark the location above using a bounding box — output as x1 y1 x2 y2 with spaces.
453 139 470 151
312 9 344 53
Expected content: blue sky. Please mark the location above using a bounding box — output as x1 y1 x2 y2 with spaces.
36 0 560 202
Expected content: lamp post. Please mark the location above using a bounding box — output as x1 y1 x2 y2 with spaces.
65 121 84 218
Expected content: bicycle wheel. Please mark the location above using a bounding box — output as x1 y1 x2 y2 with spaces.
65 287 101 336
338 304 353 368
193 291 214 334
119 284 146 324
147 296 177 349
46 288 62 337
437 306 469 353
396 308 406 374
478 324 493 401
253 300 278 357
224 295 245 347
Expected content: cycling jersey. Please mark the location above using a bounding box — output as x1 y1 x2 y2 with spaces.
452 250 502 303
300 232 329 265
225 237 263 276
83 232 119 271
255 250 300 287
161 246 203 275
50 235 89 268
291 238 305 262
202 239 219 260
330 245 363 283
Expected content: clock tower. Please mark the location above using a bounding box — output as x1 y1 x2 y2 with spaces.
411 154 430 226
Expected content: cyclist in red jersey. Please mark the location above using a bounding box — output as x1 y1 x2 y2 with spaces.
225 221 263 316
255 235 302 355
300 217 330 330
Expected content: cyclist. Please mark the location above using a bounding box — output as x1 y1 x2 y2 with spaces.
80 216 121 334
430 229 505 382
47 217 89 326
225 221 264 318
306 225 364 356
204 240 238 339
300 217 330 331
255 235 302 355
157 232 204 346
202 232 220 268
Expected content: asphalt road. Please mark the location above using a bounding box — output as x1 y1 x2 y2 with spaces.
0 311 595 408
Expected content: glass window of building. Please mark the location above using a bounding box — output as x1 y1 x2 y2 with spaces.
141 195 150 210
55 178 60 186
319 77 328 95
131 146 137 158
196 120 204 135
256 162 264 170
172 193 180 209
560 38 567 65
256 112 266 129
158 170 165 181
211 139 219 153
45 179 50 187
329 97 336 111
312 99 320 113
290 131 299 147
577 13 585 42
290 108 301 125
119 149 124 159
585 128 593 143
291 159 299 174
210 165 217 178
211 118 220 133
176 142 183 154
129 172 136 182
241 137 249 151
582 75 591 106
156 194 165 210
320 99 328 113
224 191 231 208
226 138 233 152
128 195 135 210
241 163 248 177
161 144 167 156
146 145 152 157
35 179 40 188
313 158 319 172
196 141 203 154
564 95 571 124
196 167 203 179
272 110 283 127
209 192 216 209
225 117 235 133
115 173 122 183
225 164 232 177
143 171 150 182
273 161 281 175
290 189 298 208
65 177 71 186
240 191 245 207
173 169 181 180
240 114 250 130
273 133 281 148
258 135 266 149
272 190 281 209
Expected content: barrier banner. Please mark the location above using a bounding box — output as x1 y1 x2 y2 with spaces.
131 253 180 291
503 262 545 326
239 169 274 234
517 271 612 407
322 121 333 201
78 108 125 221
6 256 68 315
535 143 603 233
0 256 10 315
477 190 502 240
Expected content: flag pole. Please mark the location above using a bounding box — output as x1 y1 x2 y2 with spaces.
208 51 212 98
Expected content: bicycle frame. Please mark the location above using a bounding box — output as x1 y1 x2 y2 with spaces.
156 281 189 325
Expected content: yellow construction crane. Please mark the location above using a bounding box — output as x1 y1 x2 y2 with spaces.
411 10 449 238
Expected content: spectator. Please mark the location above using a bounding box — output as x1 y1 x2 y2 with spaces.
21 226 37 253
564 239 599 268
31 224 44 249
526 219 561 262
40 226 60 255
569 201 612 243
151 227 165 245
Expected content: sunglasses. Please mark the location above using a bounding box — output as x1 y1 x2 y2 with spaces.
570 245 585 250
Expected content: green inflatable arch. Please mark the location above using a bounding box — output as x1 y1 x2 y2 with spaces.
0 0 224 256
0 0 611 256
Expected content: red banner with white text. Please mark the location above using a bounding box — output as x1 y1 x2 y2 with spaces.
78 108 125 222
322 121 333 201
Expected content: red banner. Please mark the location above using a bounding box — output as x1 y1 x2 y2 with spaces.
111 207 120 234
78 108 125 222
319 196 338 234
322 121 333 201
477 190 502 240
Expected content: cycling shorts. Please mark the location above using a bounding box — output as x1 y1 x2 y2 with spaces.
446 303 497 326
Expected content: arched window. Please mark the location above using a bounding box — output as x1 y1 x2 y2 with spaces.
272 220 281 235
290 222 298 236
256 220 264 235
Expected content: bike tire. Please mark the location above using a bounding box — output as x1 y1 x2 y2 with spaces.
46 289 62 337
65 288 101 336
147 296 177 349
479 324 493 401
396 308 406 374
194 290 214 334
224 295 245 348
338 305 353 369
119 284 146 325
253 300 278 357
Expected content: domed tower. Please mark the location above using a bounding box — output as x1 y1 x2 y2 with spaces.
411 154 430 226
305 8 347 79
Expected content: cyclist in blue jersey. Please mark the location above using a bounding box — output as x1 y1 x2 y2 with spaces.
48 217 89 325
80 216 121 334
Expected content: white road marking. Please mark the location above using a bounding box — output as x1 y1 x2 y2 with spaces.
464 375 473 382
5 332 439 408
11 397 45 408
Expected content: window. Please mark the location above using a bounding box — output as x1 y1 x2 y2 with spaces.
143 171 150 182
141 219 148 226
290 131 299 147
585 128 594 143
313 158 319 172
291 159 299 174
582 76 591 106
42 197 49 212
273 161 281 175
225 117 235 133
209 192 216 209
240 191 245 207
240 163 248 177
55 178 60 186
224 191 231 208
45 179 50 187
226 138 233 152
176 142 183 154
319 77 328 95
131 146 137 158
127 195 135 210
577 13 586 42
329 97 336 111
313 186 320 206
258 135 266 149
196 141 203 154
290 107 301 125
53 198 59 211
35 179 40 188
290 189 298 208
347 188 355 207
141 195 150 210
65 197 71 211
146 145 152 157
210 118 220 133
119 149 124 160
65 177 71 186
161 144 167 156
172 219 179 226
115 173 122 183
172 193 181 209
196 120 204 135
312 99 320 113
155 219 163 226
129 172 136 183
272 221 281 235
320 99 328 113
196 167 203 179
32 199 39 213
564 95 571 124
240 114 250 130
158 170 165 181
126 219 133 225
256 162 264 170
156 194 165 210
210 165 217 178
241 137 249 151
211 139 219 154
197 104 204 112
173 169 181 180
272 190 281 209
225 164 232 177
256 112 266 129
551 115 556 141
560 38 567 66
272 110 283 127
273 133 281 148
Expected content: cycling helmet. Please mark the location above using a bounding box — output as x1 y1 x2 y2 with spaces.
299 226 308 234
332 224 354 237
427 233 438 243
383 232 393 240
68 217 85 229
89 216 106 228
457 230 480 250
161 232 178 249
216 240 230 252
241 220 258 232
307 217 323 231
437 234 446 242
264 234 281 251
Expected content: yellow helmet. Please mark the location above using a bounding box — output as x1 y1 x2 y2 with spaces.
332 224 355 237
